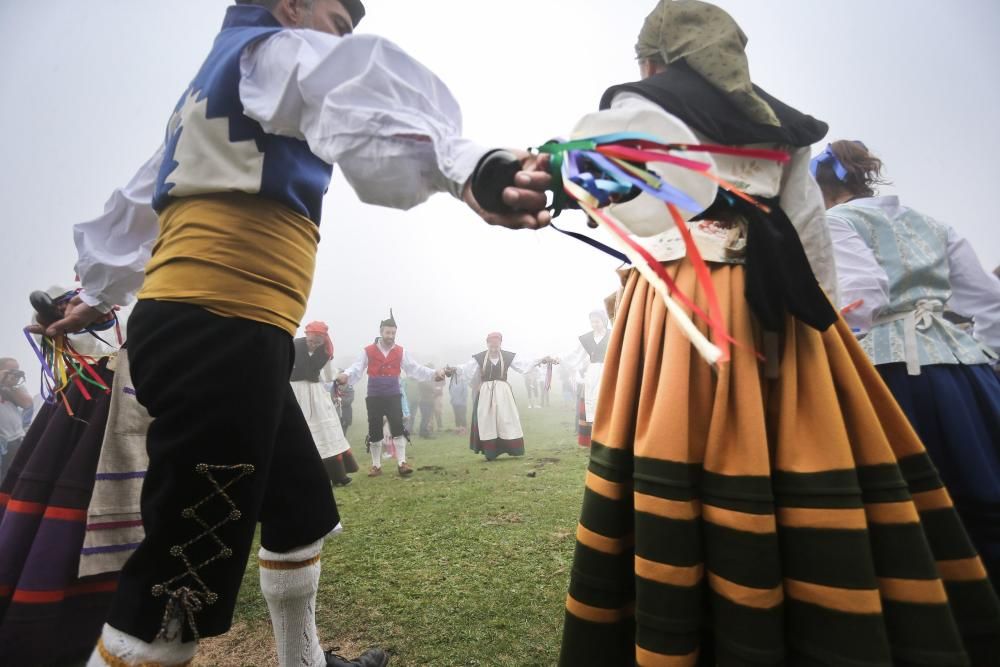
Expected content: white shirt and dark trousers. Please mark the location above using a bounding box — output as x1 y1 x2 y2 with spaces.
71 5 485 662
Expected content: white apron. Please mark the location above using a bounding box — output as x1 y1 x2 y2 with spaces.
582 362 604 423
475 380 524 441
290 380 350 459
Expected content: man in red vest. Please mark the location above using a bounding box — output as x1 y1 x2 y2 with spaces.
337 311 442 477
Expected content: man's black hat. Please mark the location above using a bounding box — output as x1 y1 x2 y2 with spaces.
342 0 365 27
380 308 397 329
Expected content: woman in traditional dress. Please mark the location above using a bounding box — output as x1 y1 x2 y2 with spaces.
0 286 131 666
816 139 1000 590
559 2 1000 665
454 332 544 461
290 321 358 486
561 310 611 448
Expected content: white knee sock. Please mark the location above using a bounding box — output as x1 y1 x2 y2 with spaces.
88 623 197 666
394 436 407 464
369 440 383 468
259 538 326 667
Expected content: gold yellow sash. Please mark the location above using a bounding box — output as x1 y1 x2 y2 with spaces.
138 193 319 336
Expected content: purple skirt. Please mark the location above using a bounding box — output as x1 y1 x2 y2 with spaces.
0 361 115 666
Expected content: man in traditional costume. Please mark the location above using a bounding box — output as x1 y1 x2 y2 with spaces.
41 1 551 665
558 2 1000 665
452 332 545 461
560 310 610 447
338 312 443 477
291 321 357 486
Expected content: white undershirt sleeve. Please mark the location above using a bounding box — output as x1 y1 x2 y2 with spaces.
825 213 890 333
780 147 839 304
342 351 369 386
239 30 487 209
73 145 165 312
945 226 1000 355
509 355 539 375
401 351 437 382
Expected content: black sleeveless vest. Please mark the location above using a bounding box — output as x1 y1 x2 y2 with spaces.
472 350 517 382
579 333 609 364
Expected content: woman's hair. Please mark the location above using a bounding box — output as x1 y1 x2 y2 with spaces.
814 140 889 199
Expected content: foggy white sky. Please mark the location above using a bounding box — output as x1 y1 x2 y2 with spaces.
1 1 998 387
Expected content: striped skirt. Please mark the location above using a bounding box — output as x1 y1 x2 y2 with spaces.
0 361 117 666
559 262 1000 666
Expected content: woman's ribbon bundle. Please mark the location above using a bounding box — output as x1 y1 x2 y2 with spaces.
23 290 120 416
540 132 789 364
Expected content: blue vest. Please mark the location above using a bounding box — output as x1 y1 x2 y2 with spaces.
152 5 333 224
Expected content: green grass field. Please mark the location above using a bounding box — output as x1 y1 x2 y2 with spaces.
198 398 589 667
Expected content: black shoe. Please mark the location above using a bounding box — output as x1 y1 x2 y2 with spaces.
333 476 352 487
325 648 389 667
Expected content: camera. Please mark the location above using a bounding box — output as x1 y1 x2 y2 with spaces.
2 370 26 386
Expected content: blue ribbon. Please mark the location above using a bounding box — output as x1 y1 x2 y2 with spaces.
550 223 629 265
810 141 869 182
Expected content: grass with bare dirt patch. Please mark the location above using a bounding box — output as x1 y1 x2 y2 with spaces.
197 400 589 667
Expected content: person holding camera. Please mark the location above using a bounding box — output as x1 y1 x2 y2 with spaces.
0 358 32 483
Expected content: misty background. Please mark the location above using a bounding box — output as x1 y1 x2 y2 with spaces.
1 0 998 391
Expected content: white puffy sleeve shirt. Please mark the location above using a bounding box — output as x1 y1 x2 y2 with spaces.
825 213 890 333
75 30 487 311
456 354 538 382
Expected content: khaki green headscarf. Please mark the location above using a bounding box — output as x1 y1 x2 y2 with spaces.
636 0 780 127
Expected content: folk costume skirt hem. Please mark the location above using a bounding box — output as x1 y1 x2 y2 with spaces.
322 451 359 483
0 361 116 667
558 261 1000 667
876 361 1000 592
470 381 525 460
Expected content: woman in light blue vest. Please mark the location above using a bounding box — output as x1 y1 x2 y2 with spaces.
816 139 1000 590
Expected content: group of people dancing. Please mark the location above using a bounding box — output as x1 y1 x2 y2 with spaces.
0 1 997 666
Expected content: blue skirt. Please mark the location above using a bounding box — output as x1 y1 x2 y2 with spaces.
877 362 1000 589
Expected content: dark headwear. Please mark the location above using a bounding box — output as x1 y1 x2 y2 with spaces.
380 308 397 329
341 0 365 27
636 0 778 126
235 0 365 27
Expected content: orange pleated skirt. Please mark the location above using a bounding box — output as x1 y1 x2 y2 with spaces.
559 261 1000 666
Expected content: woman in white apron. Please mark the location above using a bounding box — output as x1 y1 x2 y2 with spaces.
290 321 357 486
455 332 544 461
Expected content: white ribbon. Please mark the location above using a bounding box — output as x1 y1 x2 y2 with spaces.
873 298 944 376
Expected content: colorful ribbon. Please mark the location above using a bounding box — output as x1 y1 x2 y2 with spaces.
539 132 788 365
23 299 119 415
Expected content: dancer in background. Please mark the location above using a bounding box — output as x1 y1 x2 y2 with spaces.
561 311 610 447
448 371 469 435
452 332 547 461
291 321 357 487
339 312 444 477
816 139 1000 589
